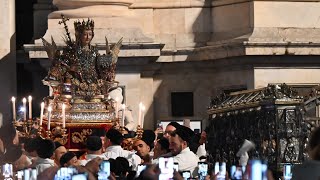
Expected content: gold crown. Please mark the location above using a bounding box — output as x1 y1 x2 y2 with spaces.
74 19 94 33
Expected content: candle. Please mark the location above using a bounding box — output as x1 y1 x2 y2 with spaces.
40 102 44 126
62 103 66 128
121 104 126 127
141 105 146 128
11 97 16 123
115 97 119 119
138 102 143 126
47 106 52 130
22 98 27 121
28 96 32 120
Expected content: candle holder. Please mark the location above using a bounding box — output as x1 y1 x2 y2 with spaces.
38 125 44 138
136 125 143 139
17 119 35 138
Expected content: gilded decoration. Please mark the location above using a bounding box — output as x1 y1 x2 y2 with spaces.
72 129 93 144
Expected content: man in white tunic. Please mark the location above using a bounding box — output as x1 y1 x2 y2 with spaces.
80 136 106 166
103 128 141 170
34 139 55 174
169 126 199 176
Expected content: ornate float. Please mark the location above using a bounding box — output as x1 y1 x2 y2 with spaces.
15 15 126 151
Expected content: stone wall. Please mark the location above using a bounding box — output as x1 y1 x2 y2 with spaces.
254 68 320 88
152 61 253 129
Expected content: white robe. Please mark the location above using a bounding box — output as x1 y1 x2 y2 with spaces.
79 154 106 166
34 158 55 174
173 147 199 176
103 145 141 170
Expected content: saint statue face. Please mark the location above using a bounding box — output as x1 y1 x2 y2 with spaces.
81 29 93 46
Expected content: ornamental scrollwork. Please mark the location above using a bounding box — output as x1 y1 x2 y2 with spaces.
72 129 93 144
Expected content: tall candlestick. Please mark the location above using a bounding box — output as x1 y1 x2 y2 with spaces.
62 103 66 128
121 104 126 127
22 98 27 121
138 102 143 126
40 102 44 126
47 106 52 130
141 105 146 128
115 97 119 119
11 97 16 123
28 96 32 120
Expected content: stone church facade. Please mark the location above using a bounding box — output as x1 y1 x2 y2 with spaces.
1 0 320 129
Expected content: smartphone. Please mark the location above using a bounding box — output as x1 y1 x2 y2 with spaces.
30 169 37 180
214 162 226 180
230 165 236 180
198 162 208 180
136 164 147 177
261 163 268 180
72 173 88 180
182 171 191 180
98 160 110 180
159 157 174 180
173 162 179 172
230 165 243 180
2 164 13 178
157 123 163 130
17 170 23 180
251 160 262 180
23 168 31 180
54 167 78 180
283 164 292 180
214 162 219 175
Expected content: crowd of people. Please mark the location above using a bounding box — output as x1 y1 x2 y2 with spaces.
0 121 320 180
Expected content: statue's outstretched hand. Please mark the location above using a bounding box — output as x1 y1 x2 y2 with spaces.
111 37 123 64
41 36 60 60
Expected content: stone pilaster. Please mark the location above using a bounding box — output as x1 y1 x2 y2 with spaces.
0 0 16 124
